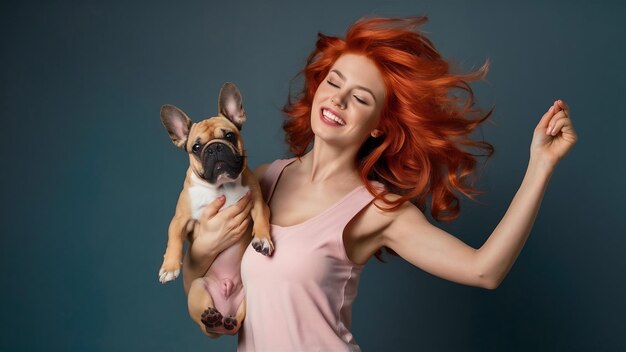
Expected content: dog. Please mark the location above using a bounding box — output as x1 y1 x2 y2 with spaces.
159 82 274 335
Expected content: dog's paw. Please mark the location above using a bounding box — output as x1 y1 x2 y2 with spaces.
201 307 223 329
223 315 238 331
251 237 274 256
158 267 180 284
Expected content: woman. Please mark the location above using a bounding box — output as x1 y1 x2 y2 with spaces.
183 17 577 351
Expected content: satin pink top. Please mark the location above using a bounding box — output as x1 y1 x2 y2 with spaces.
238 158 380 352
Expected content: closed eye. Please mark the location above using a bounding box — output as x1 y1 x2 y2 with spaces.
327 80 339 88
353 95 367 105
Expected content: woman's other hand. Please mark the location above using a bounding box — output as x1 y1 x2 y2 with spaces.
530 99 578 170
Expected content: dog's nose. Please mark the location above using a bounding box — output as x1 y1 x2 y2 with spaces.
205 142 229 157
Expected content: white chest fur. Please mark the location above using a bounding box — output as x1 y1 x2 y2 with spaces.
188 172 250 220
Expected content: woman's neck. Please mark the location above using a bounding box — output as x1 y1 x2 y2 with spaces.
299 140 360 184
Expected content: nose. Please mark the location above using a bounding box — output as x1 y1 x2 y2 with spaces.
331 93 347 109
206 142 224 155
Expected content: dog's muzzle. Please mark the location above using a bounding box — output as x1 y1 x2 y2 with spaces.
201 141 244 183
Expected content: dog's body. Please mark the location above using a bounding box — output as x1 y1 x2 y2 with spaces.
159 83 273 335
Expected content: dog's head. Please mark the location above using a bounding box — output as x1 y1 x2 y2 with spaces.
160 82 248 186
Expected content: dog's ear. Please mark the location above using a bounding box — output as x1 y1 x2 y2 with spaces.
160 104 193 149
218 82 246 130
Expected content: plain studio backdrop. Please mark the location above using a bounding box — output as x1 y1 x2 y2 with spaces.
1 1 624 351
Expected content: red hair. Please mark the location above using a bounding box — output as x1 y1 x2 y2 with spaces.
283 16 494 223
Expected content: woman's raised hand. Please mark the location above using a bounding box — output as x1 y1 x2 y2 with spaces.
530 99 578 170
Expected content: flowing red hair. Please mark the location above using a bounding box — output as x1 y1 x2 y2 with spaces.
283 16 494 223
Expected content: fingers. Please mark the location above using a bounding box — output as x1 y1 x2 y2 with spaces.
232 216 251 238
557 99 570 112
219 192 252 218
547 114 569 136
553 99 570 118
547 100 571 136
201 192 251 221
547 111 567 135
539 99 570 133
197 192 251 241
201 195 226 222
231 200 253 224
236 191 252 208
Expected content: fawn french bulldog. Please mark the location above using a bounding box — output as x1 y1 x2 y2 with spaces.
159 82 273 334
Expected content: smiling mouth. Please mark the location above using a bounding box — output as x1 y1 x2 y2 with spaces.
321 108 346 125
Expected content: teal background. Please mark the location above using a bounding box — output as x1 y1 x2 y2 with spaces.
1 0 625 351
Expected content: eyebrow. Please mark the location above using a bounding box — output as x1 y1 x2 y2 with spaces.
329 69 377 102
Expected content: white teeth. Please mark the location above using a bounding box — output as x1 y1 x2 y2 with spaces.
322 109 346 125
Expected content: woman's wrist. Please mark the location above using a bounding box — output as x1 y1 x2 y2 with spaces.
189 239 218 261
527 154 556 179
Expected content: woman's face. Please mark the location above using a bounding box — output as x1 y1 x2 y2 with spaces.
310 53 386 150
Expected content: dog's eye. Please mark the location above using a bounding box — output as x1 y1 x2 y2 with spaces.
192 143 201 153
225 132 236 142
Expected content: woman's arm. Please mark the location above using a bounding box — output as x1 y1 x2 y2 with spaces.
382 100 577 289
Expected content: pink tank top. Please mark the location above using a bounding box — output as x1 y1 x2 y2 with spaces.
238 158 379 352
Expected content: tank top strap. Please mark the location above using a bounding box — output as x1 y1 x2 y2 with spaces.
311 181 386 230
306 181 385 266
259 158 297 203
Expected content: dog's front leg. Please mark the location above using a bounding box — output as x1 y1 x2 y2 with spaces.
243 168 274 256
159 215 192 283
250 200 273 256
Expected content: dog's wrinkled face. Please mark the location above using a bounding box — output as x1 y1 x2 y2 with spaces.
161 82 248 186
186 116 245 184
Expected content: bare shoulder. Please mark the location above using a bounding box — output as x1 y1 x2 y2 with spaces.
372 192 436 249
253 163 271 179
365 191 429 235
374 193 427 218
351 191 418 237
346 191 428 264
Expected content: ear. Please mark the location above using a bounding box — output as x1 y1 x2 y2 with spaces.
218 82 246 130
160 104 193 149
370 129 384 138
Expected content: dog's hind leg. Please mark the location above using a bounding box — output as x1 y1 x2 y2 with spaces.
188 278 222 338
227 297 246 333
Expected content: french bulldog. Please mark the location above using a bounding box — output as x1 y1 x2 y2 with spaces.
159 82 273 334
